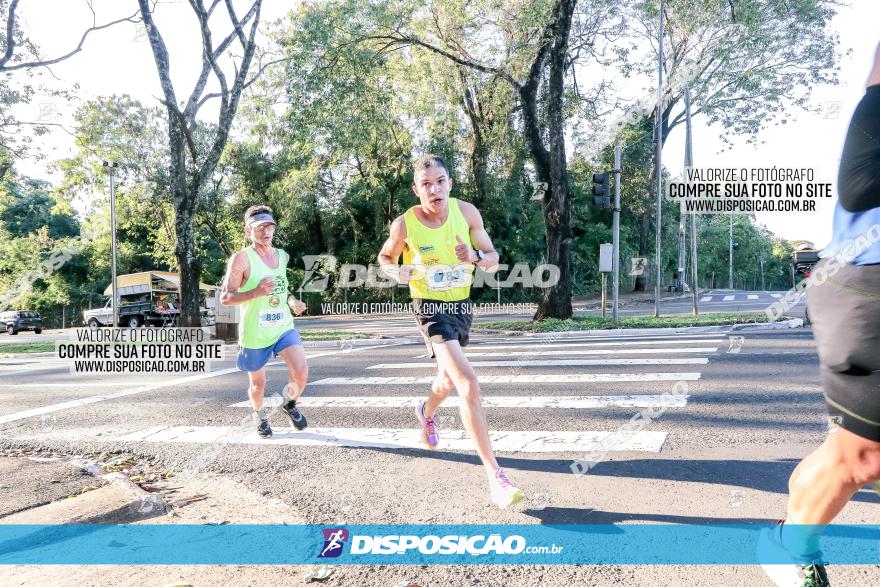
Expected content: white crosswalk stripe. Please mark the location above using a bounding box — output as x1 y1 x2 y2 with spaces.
723 295 735 301
462 347 717 357
112 425 668 453
311 372 701 385
365 358 708 369
467 338 723 351
228 394 689 409
747 294 759 300
700 296 712 302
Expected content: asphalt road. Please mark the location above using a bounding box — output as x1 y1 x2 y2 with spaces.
0 320 875 585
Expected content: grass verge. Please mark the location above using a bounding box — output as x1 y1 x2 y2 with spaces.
297 329 374 341
0 342 56 354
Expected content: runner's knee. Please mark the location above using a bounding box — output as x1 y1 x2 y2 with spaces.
813 437 880 487
455 376 481 403
841 444 880 485
249 372 267 389
433 372 454 395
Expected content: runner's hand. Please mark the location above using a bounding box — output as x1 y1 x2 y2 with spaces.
397 264 416 285
288 296 307 315
454 235 475 263
256 277 276 296
381 264 415 285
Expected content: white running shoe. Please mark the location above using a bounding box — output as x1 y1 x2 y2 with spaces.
489 468 525 509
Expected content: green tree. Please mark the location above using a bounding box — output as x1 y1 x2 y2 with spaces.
622 0 842 291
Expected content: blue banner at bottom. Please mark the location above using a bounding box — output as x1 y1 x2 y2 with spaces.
1 524 878 565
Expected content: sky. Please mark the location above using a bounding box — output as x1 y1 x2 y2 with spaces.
10 0 880 250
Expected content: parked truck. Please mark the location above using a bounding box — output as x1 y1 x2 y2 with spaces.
82 271 217 329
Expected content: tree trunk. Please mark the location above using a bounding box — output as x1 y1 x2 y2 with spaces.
459 69 491 208
175 195 203 327
533 0 576 320
167 110 203 327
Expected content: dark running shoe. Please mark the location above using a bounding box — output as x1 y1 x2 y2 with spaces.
282 399 308 430
257 419 273 438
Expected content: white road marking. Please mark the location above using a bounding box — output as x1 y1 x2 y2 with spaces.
747 295 759 300
310 372 701 385
0 382 167 388
0 341 409 425
700 296 712 302
770 293 782 299
228 394 689 409
463 347 717 357
723 295 735 301
111 426 669 453
366 358 709 369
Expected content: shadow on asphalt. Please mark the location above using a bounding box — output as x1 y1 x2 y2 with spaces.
360 447 880 509
521 507 770 525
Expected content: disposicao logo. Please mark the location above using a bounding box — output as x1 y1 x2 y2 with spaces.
319 528 349 558
318 529 533 558
350 534 526 555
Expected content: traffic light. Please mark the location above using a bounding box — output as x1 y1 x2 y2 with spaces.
592 172 610 208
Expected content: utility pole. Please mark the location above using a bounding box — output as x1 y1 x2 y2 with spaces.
612 138 621 326
684 85 699 315
759 258 766 291
654 0 665 317
102 160 119 328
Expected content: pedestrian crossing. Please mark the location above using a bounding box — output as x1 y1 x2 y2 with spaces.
106 332 722 457
699 292 783 303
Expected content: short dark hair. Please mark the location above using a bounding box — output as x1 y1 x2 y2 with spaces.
244 204 272 224
413 154 449 180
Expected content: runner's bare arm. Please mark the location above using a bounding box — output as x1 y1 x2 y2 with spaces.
220 252 273 306
459 202 500 272
377 216 414 283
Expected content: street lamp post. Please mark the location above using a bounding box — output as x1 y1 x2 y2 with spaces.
102 160 119 328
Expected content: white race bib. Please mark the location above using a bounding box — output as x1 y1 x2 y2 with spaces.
258 310 287 328
425 264 473 291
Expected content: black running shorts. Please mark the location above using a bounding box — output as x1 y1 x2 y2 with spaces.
808 259 880 440
411 298 473 358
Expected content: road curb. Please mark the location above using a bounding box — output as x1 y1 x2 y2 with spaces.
0 458 167 524
474 318 803 338
0 351 55 358
730 317 804 331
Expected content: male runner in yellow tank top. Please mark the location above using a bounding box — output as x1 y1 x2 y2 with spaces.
220 205 309 438
378 155 525 509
